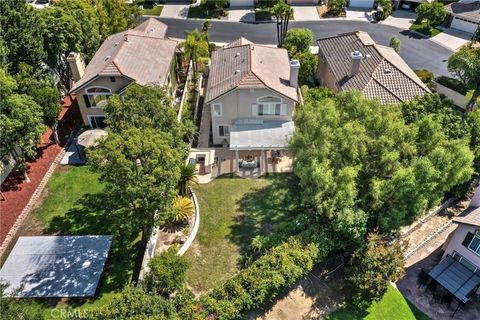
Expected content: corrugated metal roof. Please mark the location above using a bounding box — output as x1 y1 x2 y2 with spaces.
317 31 430 104
71 18 176 93
205 38 299 103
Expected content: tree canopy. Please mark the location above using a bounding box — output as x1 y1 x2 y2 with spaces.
416 1 447 28
283 28 313 55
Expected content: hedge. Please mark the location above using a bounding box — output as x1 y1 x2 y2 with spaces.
436 76 468 95
200 236 332 320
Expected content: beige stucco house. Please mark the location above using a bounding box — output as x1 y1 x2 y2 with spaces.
69 18 178 128
316 31 431 105
201 37 299 171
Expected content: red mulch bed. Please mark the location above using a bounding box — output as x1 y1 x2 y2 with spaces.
0 97 82 245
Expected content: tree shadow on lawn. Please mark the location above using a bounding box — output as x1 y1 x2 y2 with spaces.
229 174 304 258
45 192 144 307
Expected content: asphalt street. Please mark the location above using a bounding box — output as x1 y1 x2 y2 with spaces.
159 18 453 76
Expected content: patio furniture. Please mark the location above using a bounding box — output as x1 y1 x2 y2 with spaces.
417 268 430 288
240 159 258 169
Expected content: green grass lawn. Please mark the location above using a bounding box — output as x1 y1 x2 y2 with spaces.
24 165 143 318
187 5 226 19
327 285 430 320
409 21 442 38
185 174 301 293
141 5 163 16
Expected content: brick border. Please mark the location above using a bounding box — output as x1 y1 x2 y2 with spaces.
0 147 67 258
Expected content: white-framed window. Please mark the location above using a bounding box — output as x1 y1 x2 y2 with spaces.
452 251 478 272
88 116 106 129
255 96 286 116
468 230 480 256
212 103 222 117
85 87 111 108
218 125 229 137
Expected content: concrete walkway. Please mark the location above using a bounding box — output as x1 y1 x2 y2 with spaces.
160 4 190 19
380 9 416 29
431 28 471 51
228 7 255 22
292 5 320 21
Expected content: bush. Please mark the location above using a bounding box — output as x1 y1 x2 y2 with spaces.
171 195 195 222
328 0 347 16
389 36 401 54
201 0 229 10
377 0 393 20
414 69 435 89
293 51 317 86
201 237 332 320
283 28 314 55
436 76 469 95
143 247 191 296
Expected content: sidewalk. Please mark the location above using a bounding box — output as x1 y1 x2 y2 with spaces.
0 97 81 246
160 4 190 19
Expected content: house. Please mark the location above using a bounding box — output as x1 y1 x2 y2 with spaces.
202 37 299 171
445 0 480 35
229 0 318 7
69 18 179 128
315 31 431 105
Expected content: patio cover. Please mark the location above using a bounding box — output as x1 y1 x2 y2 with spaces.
428 254 480 303
230 119 294 150
0 236 112 297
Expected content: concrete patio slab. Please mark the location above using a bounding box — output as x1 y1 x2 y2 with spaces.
292 5 320 21
228 7 255 22
160 4 190 19
380 9 416 29
431 28 471 51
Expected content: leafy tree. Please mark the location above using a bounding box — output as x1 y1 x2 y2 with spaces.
86 286 178 319
272 0 294 47
378 0 393 20
143 247 191 296
178 163 199 195
0 283 43 320
416 1 447 29
292 51 317 86
283 28 313 55
0 38 9 69
389 36 401 54
54 0 102 62
95 0 139 39
89 128 185 243
345 233 405 309
181 29 210 79
0 0 46 73
448 46 480 112
0 68 47 181
328 0 347 16
471 25 480 47
171 196 195 223
39 6 81 92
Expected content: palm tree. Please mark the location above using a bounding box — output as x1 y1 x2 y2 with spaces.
172 195 194 222
180 29 209 79
178 163 199 195
272 1 294 47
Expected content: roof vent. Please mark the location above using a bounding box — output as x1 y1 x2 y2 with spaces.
384 68 391 74
235 52 240 57
114 42 119 47
365 54 371 58
105 55 111 60
235 69 240 74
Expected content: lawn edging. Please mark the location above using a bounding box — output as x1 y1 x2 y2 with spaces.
177 187 200 256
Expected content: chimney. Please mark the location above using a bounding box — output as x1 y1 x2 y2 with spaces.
349 51 363 77
67 52 85 82
289 59 300 88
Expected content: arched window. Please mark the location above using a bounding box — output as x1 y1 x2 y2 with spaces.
85 87 111 107
257 96 284 116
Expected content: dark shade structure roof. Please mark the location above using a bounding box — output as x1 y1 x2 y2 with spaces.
316 31 431 104
428 255 480 303
0 236 113 297
446 1 480 23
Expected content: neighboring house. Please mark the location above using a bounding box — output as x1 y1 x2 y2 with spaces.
445 0 480 35
204 37 299 166
69 18 179 128
316 31 431 105
443 187 480 272
230 0 319 7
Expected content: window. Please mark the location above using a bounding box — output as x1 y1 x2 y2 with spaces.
452 251 478 272
256 96 285 116
212 103 222 117
88 116 106 129
218 125 229 137
468 231 480 256
85 87 111 108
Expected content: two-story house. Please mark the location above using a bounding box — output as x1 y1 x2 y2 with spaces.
68 18 178 128
201 37 299 171
316 31 431 105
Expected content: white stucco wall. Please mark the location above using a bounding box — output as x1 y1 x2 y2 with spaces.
443 223 480 269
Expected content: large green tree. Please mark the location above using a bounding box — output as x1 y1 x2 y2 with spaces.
415 1 447 29
0 0 46 73
448 46 480 112
95 0 139 39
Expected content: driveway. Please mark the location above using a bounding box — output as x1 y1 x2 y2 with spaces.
160 4 190 19
292 5 320 21
345 8 374 22
431 28 471 51
228 7 255 22
380 9 416 29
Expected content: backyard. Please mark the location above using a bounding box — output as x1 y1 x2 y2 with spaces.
185 174 302 293
5 165 143 318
